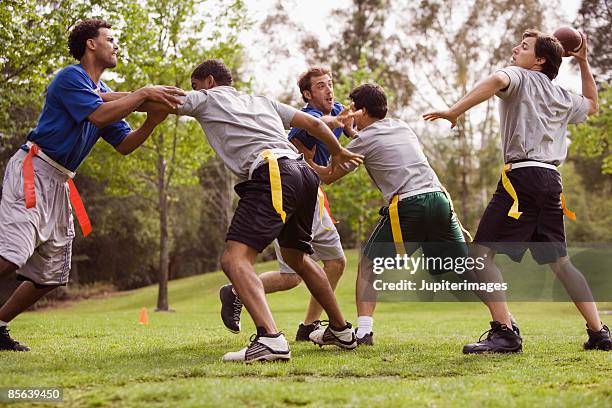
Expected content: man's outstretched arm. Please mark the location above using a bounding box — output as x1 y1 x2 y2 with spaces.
422 72 510 127
90 86 184 128
115 110 169 155
100 90 180 114
569 33 598 115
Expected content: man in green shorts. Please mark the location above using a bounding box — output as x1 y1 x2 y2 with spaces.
307 83 467 346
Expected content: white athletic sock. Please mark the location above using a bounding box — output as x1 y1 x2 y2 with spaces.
0 320 8 327
356 316 373 338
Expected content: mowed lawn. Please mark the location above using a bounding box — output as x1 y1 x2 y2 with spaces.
3 249 611 407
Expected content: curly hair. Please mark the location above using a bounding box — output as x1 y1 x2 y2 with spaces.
68 19 112 60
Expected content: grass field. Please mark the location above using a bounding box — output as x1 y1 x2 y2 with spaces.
3 249 611 407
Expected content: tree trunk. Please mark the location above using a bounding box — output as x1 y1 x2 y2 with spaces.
156 151 170 311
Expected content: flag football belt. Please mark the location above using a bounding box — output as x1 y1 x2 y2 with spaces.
501 160 575 221
261 149 287 223
389 187 473 256
317 186 337 230
440 185 473 242
260 149 337 229
23 142 92 237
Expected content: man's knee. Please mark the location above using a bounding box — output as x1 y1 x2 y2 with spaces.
33 282 61 293
285 256 306 276
220 250 245 278
283 273 303 288
549 256 572 276
324 257 346 277
220 242 257 276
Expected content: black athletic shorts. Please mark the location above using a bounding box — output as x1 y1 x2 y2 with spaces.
474 166 567 264
226 158 319 254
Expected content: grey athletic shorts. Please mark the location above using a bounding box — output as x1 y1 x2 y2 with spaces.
0 149 74 285
274 194 344 274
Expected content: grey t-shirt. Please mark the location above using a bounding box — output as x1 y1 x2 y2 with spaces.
177 86 300 180
343 118 441 203
496 66 589 166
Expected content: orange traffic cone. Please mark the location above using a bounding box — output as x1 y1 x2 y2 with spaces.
138 307 149 325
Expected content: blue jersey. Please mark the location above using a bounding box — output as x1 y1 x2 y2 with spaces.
25 64 131 172
288 101 345 166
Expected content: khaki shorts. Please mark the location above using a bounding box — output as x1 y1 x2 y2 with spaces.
274 196 344 274
0 149 74 285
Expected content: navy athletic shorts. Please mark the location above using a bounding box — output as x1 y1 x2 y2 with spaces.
226 158 319 254
474 166 567 264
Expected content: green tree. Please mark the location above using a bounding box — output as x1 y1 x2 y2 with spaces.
570 85 612 174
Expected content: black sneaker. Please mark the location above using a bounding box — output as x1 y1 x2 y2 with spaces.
355 329 374 346
222 332 291 363
510 316 520 336
295 321 321 341
219 284 242 333
309 321 357 350
0 327 30 352
463 321 522 354
584 324 612 351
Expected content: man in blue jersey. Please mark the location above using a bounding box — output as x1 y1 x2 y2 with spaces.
219 67 357 341
0 19 184 352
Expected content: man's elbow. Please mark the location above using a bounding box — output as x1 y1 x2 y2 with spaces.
492 73 509 91
115 144 132 155
587 99 599 116
89 116 105 129
88 111 109 129
319 176 335 185
309 118 327 136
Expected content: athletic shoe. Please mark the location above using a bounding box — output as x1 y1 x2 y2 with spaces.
583 324 612 351
463 321 522 354
222 332 291 363
219 284 242 333
295 321 321 342
355 329 374 346
309 321 357 350
0 327 30 352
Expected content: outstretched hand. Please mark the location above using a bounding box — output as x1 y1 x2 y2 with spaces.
327 106 362 129
422 109 458 128
143 85 186 110
330 147 363 174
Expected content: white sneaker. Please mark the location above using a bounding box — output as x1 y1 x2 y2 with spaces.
309 321 357 350
222 333 291 363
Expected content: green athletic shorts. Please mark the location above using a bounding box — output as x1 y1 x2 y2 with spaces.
362 191 467 275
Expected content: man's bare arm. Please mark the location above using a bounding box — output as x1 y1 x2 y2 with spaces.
314 163 350 184
422 72 510 127
569 33 598 115
115 110 169 155
100 91 179 114
90 86 184 127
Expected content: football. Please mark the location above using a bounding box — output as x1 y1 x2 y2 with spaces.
553 27 583 57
